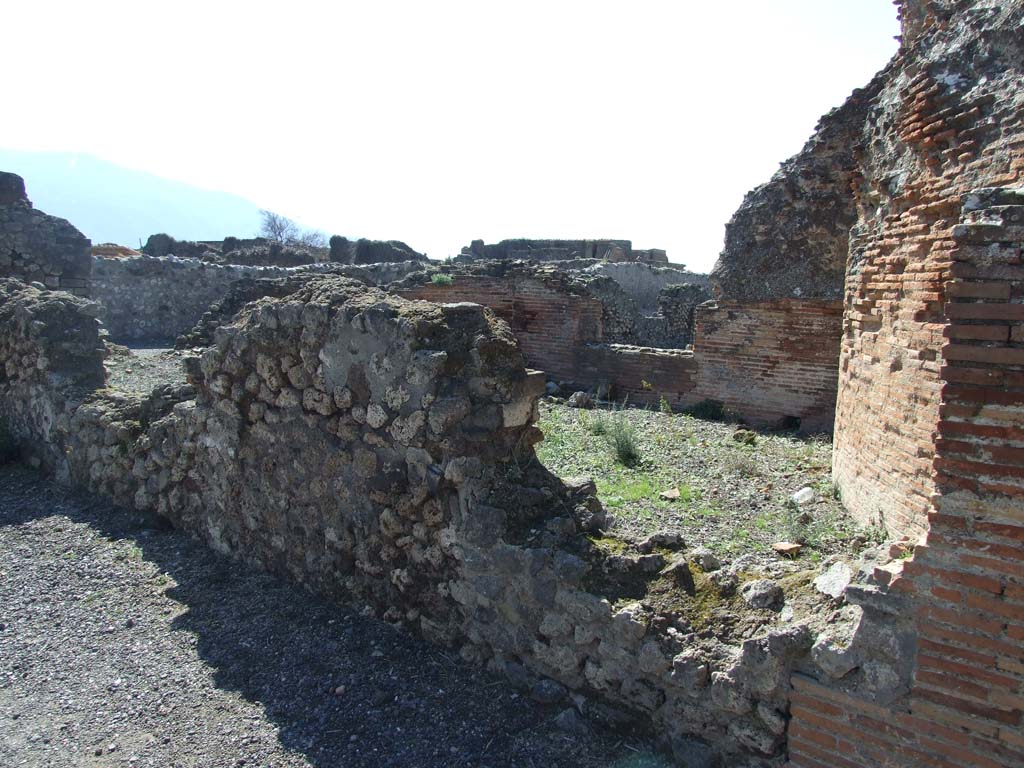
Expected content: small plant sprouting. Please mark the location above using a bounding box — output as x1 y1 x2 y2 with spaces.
659 395 672 415
783 499 809 544
430 272 454 286
606 403 640 467
586 409 608 436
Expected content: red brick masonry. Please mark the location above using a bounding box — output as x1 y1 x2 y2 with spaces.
399 279 842 432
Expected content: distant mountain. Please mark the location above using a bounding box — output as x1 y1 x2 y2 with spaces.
0 149 266 248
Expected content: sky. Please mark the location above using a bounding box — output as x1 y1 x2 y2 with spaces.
3 1 900 271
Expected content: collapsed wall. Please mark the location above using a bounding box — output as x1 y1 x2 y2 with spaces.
0 172 92 297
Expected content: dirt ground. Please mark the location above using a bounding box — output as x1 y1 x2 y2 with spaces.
536 400 880 564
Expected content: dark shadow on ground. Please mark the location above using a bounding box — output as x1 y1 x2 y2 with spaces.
0 465 668 768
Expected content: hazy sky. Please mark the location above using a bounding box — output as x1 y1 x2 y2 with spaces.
4 1 899 271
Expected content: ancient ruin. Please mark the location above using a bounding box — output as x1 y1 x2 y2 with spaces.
1 1 1023 766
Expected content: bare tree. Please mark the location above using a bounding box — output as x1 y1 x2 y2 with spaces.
259 210 327 251
259 209 299 244
294 229 328 249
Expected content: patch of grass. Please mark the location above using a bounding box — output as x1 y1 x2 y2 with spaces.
585 409 608 436
782 500 808 544
723 451 760 477
534 399 878 560
586 534 630 554
598 476 659 507
430 272 454 285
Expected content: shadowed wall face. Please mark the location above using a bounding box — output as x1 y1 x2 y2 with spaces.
0 172 92 296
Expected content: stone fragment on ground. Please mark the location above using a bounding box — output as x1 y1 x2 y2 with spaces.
740 579 784 609
772 541 803 558
814 561 853 598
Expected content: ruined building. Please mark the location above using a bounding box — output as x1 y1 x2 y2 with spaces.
0 171 91 296
0 0 1023 765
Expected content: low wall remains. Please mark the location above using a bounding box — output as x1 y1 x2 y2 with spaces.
2 275 884 767
92 255 422 342
400 277 840 430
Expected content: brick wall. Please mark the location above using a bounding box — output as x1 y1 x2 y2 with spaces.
576 344 698 405
688 300 843 432
834 52 1024 540
787 193 1024 768
398 276 604 384
401 278 842 431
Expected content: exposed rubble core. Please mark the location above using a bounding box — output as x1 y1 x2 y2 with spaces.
711 82 881 304
0 172 92 296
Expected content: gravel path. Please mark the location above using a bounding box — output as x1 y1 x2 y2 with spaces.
0 466 664 768
104 345 189 394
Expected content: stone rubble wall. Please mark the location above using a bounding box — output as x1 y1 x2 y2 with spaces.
0 279 106 473
91 254 423 342
0 275 887 767
0 172 92 297
586 262 712 314
459 238 641 263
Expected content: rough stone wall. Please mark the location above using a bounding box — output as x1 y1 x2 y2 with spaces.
658 285 715 348
585 262 711 313
1 275 898 767
328 236 427 265
710 78 884 303
92 255 423 342
0 172 92 297
0 279 105 472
